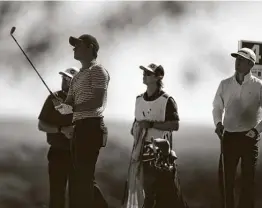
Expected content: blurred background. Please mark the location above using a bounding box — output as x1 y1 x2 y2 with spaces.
1 1 262 208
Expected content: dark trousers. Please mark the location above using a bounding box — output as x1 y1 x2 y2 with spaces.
143 163 189 208
219 131 259 208
70 118 108 208
48 147 71 208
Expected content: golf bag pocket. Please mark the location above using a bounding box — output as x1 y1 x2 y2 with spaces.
142 142 156 163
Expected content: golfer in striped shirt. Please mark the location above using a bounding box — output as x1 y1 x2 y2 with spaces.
56 34 110 208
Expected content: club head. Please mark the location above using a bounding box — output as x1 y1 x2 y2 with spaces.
10 27 16 35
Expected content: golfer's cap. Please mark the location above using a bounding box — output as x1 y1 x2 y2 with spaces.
59 67 79 78
139 63 164 78
231 47 256 63
69 34 99 52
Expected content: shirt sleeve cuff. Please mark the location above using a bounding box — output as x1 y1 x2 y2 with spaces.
212 109 223 127
213 118 222 127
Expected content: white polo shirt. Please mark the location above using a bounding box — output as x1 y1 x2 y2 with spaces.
212 72 262 133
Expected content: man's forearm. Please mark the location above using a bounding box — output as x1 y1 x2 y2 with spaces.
152 121 179 131
130 120 137 136
212 108 223 127
38 121 60 133
64 95 73 106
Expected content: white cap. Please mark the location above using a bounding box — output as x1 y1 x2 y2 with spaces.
59 67 79 78
139 63 164 78
231 48 256 63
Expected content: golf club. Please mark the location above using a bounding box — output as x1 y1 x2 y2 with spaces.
217 131 227 208
10 26 58 99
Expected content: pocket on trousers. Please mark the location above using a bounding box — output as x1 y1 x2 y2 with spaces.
102 133 107 147
101 126 108 147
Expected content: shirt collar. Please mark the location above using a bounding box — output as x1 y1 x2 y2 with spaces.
144 89 163 101
233 72 252 84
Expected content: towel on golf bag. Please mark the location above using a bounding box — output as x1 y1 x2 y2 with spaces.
122 123 190 208
122 121 146 208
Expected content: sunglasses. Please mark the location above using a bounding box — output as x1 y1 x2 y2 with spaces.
143 70 154 76
236 56 246 61
74 40 93 49
62 76 71 82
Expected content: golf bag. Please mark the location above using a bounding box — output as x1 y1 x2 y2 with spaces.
142 137 177 172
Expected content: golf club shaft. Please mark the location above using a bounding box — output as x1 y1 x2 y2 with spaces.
220 136 227 208
10 34 57 99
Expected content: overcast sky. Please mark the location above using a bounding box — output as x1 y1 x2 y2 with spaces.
1 1 262 125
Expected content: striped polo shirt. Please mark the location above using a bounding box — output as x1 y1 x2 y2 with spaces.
66 60 110 122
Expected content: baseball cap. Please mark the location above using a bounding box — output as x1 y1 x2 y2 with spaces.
231 47 256 63
69 34 99 53
139 63 165 78
59 67 79 78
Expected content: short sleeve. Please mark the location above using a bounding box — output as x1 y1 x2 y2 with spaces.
165 97 180 121
91 65 110 89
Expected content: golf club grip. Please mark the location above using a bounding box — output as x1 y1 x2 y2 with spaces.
11 35 57 99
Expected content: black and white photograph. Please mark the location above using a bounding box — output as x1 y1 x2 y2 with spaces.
1 1 262 208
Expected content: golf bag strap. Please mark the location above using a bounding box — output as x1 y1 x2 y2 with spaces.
169 132 173 149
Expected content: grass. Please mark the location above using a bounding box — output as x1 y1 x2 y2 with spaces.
0 118 262 208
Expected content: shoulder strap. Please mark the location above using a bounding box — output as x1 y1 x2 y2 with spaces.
169 132 173 149
136 93 144 99
162 92 170 99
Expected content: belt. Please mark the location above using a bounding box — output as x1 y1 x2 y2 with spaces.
224 130 249 135
73 117 103 125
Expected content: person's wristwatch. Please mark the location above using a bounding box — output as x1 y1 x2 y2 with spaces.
58 126 62 132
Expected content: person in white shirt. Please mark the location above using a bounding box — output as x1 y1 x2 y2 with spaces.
212 48 262 208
